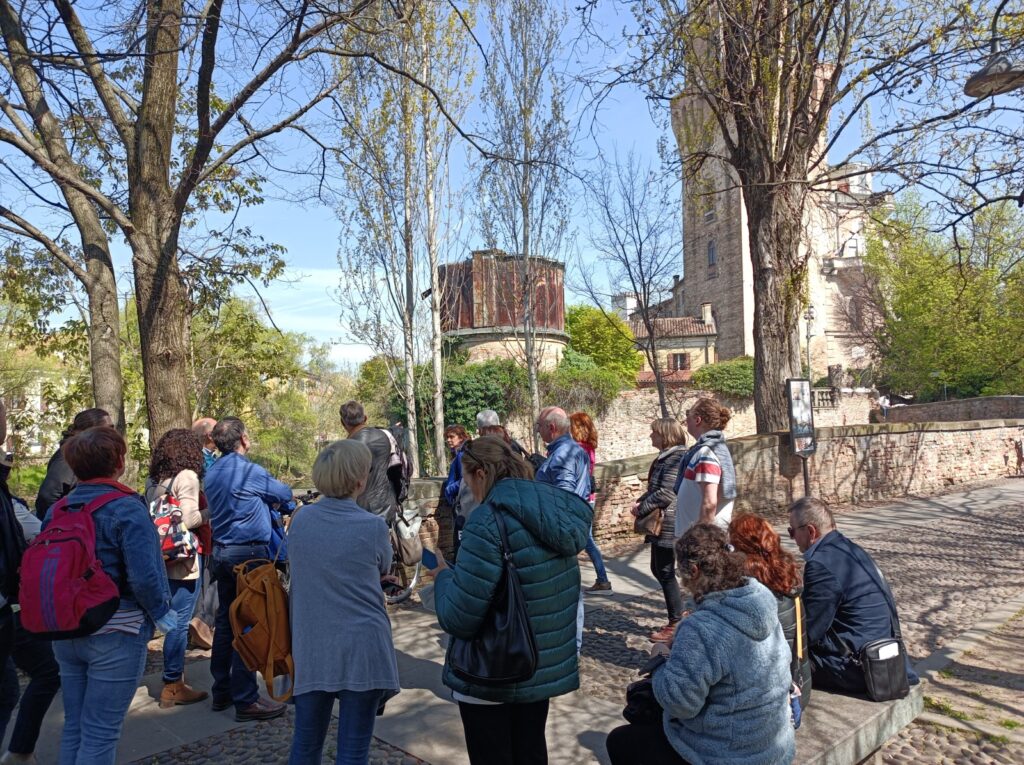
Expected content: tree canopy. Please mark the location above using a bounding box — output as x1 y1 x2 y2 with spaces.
565 305 643 386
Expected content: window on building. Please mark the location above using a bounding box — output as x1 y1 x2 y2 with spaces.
703 207 717 223
671 353 691 372
707 239 717 268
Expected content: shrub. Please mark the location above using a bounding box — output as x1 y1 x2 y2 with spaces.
540 353 622 417
442 359 530 431
691 356 755 397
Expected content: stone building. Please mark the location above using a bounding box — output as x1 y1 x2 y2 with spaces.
668 85 881 381
629 306 717 387
438 249 568 369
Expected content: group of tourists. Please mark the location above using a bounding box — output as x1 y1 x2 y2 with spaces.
0 394 918 765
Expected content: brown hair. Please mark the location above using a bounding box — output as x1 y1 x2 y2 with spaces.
569 412 599 449
729 513 800 595
62 426 126 481
61 407 111 441
675 524 747 602
149 428 205 482
445 424 469 441
460 435 533 499
650 417 687 448
689 397 732 430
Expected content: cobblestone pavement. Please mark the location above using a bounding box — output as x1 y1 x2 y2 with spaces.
131 499 1024 764
127 709 427 765
881 611 1024 764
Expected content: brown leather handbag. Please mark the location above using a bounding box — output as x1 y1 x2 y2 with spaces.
633 460 664 536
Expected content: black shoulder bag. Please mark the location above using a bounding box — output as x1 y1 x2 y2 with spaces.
831 564 910 702
450 510 539 686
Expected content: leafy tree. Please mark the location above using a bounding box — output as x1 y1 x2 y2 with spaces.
540 354 621 418
859 201 1024 399
564 305 643 386
606 0 1024 432
691 356 755 398
249 388 319 483
441 360 530 434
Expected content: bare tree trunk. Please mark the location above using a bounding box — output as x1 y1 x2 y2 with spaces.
746 183 804 433
82 235 126 432
400 72 420 477
520 166 542 452
130 0 191 443
421 40 446 475
650 351 670 419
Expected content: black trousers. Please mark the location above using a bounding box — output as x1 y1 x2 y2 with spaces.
606 723 690 765
0 615 61 754
650 544 684 624
458 699 549 765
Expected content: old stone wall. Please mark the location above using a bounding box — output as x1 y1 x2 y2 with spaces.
881 396 1024 424
504 387 873 463
408 418 1024 555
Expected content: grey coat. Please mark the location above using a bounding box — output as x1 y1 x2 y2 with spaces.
637 444 687 547
287 496 400 697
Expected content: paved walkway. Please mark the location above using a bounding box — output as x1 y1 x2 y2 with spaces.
8 478 1024 764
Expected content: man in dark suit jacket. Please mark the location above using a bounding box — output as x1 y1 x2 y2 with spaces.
788 497 918 694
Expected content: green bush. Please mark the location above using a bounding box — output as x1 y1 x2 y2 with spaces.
442 359 530 431
540 354 622 417
691 356 755 397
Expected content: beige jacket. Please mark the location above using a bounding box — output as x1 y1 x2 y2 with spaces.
145 469 208 581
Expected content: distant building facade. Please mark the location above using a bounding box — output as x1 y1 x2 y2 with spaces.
630 306 717 387
439 249 568 369
668 80 881 380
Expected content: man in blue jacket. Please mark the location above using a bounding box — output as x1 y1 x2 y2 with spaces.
788 497 918 695
205 417 292 721
534 407 590 499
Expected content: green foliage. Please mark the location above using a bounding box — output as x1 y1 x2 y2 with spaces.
442 360 530 431
248 388 319 483
691 356 755 397
540 355 621 417
354 356 401 424
8 463 47 499
565 305 643 385
865 200 1024 400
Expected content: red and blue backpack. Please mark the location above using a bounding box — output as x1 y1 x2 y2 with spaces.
18 489 126 639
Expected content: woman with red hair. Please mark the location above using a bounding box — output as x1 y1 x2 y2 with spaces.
729 513 812 708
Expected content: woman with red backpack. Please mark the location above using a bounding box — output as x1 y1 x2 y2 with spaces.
29 427 174 765
145 429 211 709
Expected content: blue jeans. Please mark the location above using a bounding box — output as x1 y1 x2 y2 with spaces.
54 625 153 765
211 544 267 709
0 616 61 754
289 689 385 765
585 526 609 583
162 558 203 682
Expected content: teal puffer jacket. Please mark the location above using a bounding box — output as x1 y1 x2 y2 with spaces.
434 477 592 703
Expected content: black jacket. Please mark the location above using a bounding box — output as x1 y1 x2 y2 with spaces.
0 466 27 602
776 590 813 708
35 446 77 517
636 444 687 546
349 427 399 518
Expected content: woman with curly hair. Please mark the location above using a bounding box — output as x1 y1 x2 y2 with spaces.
145 428 211 709
606 524 794 765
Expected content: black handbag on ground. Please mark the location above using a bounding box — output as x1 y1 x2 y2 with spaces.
831 565 910 702
622 653 666 724
450 510 539 686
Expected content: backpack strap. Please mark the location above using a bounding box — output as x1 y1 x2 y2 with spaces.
53 489 134 519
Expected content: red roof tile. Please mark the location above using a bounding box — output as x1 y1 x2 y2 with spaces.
630 317 716 339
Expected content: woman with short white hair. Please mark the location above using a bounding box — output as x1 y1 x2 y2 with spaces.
287 439 400 765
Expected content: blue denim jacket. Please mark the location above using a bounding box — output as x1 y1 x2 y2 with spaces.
43 479 171 622
443 447 463 507
535 434 590 500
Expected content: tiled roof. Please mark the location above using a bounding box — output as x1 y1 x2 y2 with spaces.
630 316 716 339
636 370 693 386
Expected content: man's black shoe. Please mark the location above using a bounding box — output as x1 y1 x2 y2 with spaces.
211 697 232 712
235 697 287 722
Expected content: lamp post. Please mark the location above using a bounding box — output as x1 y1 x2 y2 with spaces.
964 0 1024 97
803 305 816 381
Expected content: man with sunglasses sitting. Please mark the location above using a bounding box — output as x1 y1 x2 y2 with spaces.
787 497 918 696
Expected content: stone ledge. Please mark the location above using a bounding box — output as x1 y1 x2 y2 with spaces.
795 684 924 765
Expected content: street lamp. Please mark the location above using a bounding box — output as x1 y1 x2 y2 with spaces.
803 305 816 381
964 0 1024 98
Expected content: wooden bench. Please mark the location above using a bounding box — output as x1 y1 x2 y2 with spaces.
794 684 924 765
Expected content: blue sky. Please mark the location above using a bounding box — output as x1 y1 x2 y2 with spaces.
231 5 668 369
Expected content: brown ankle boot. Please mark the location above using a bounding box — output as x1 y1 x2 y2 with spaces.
159 679 209 708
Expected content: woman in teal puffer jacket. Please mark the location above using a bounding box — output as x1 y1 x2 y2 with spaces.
430 435 592 765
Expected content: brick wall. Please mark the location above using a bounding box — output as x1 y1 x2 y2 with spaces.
408 418 1024 552
880 396 1024 424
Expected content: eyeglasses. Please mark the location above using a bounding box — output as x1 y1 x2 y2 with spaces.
787 524 809 538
